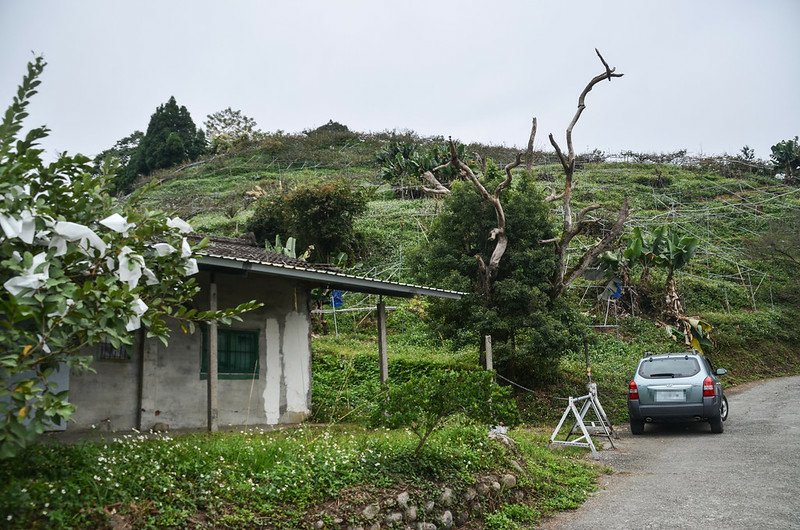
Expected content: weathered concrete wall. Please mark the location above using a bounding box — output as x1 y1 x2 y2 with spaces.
70 270 313 431
70 338 140 431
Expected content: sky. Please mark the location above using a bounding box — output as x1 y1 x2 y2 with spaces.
1 0 798 160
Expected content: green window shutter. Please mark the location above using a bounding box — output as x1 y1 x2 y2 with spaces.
200 326 260 380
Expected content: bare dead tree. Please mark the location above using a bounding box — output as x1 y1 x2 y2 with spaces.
448 141 524 295
418 139 525 296
420 162 452 196
546 49 630 299
525 117 538 170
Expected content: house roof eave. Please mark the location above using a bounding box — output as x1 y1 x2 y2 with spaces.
197 254 465 300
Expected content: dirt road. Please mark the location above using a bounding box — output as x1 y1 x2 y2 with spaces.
540 376 800 529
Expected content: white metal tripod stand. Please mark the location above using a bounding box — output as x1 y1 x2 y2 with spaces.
548 344 617 457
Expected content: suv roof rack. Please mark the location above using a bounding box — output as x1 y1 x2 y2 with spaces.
642 350 701 359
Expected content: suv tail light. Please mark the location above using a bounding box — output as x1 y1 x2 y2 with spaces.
628 380 639 400
703 376 716 397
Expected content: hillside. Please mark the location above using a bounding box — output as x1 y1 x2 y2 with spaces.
134 131 800 423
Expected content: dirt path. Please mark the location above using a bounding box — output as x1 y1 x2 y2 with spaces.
539 376 800 529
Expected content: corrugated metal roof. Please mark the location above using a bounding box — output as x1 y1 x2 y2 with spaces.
194 235 465 300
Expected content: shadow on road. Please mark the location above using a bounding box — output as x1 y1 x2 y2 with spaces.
634 421 715 437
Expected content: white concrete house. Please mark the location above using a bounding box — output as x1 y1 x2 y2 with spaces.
66 236 462 432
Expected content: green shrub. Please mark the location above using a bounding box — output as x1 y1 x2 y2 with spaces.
485 504 540 530
246 194 290 247
245 179 367 263
371 370 520 455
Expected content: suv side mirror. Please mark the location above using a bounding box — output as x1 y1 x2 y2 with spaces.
715 368 728 376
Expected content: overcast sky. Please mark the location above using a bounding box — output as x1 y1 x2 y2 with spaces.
1 0 798 160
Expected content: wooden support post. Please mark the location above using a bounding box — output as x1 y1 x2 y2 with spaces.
483 335 493 371
377 297 388 384
207 275 219 432
135 327 146 431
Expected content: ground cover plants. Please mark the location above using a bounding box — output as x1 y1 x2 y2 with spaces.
0 424 601 529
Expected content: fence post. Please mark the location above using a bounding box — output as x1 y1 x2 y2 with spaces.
483 335 493 371
377 297 388 384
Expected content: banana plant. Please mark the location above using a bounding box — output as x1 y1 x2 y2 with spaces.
587 225 710 351
657 228 699 321
666 317 713 353
265 235 313 261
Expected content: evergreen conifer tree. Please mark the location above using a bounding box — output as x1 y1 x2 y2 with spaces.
137 96 206 175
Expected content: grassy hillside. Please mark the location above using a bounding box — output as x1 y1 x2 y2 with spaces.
133 132 800 427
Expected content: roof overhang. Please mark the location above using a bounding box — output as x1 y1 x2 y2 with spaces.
198 254 464 300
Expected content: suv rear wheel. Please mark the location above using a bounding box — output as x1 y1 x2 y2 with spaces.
710 413 724 434
630 419 645 435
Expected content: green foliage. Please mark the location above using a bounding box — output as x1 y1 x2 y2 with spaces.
246 179 367 262
659 227 699 275
414 166 586 385
136 96 206 177
0 424 599 529
92 130 143 193
204 107 259 153
303 120 359 147
0 59 259 458
770 136 800 183
372 370 520 454
746 209 800 270
485 503 540 530
310 331 476 424
264 235 312 260
245 193 290 247
375 139 467 189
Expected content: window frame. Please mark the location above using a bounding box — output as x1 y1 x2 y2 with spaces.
96 337 132 361
638 357 701 379
200 326 261 380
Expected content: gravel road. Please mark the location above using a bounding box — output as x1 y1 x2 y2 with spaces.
540 376 800 529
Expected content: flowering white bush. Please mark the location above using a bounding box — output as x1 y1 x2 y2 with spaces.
0 57 259 457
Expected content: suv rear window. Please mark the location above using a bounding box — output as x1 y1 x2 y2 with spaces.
638 357 701 378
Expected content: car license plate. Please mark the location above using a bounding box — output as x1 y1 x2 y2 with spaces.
656 390 684 402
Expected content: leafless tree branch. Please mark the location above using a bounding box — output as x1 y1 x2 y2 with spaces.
421 170 451 196
497 153 523 196
595 48 614 80
576 204 602 225
552 198 630 299
547 50 628 299
444 138 523 295
545 189 565 202
525 117 538 170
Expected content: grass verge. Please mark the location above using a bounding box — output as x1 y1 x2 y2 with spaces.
0 424 601 529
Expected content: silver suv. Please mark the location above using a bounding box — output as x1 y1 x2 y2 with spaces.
628 352 728 434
